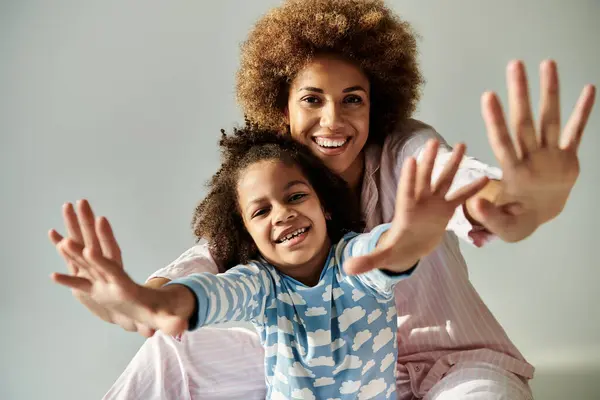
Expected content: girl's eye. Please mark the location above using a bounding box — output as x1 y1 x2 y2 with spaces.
289 193 307 202
344 95 363 104
252 208 269 218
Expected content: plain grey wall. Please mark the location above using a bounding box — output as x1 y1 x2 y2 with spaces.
1 1 598 399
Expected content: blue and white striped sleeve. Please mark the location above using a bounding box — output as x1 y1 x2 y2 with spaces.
337 223 416 298
167 262 272 330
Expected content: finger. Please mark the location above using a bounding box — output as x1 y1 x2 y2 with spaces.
63 203 84 243
60 239 106 282
82 246 125 281
446 176 489 205
343 248 391 275
561 84 596 152
397 157 417 202
467 198 527 242
432 143 466 196
50 229 80 275
507 60 538 157
482 92 519 167
96 216 123 265
538 60 561 147
48 229 64 245
135 323 156 338
76 199 101 250
50 272 92 292
415 140 438 198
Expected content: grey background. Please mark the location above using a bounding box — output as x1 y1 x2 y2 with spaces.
1 1 598 399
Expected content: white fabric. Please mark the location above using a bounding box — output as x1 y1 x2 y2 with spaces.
423 362 533 400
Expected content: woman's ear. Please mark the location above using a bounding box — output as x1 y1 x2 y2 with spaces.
283 106 290 124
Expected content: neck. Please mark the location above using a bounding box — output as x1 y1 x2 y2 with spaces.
276 237 331 287
340 152 365 194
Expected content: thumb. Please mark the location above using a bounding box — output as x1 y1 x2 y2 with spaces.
468 198 519 238
344 247 392 276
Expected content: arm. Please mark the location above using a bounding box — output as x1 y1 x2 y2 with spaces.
168 264 270 329
51 214 270 336
343 140 488 276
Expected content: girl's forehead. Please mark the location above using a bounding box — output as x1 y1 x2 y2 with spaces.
237 159 310 196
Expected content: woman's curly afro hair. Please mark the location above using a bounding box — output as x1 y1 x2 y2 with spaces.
236 0 423 143
192 126 364 270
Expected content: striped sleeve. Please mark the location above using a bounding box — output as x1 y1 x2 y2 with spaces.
167 262 271 329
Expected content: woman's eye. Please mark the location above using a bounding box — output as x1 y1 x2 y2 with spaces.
301 96 320 104
344 95 363 104
289 193 307 202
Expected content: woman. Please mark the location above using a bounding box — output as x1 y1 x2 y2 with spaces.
51 0 595 399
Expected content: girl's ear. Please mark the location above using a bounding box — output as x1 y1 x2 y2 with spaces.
283 106 290 124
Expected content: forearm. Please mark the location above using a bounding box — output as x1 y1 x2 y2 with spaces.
145 277 171 289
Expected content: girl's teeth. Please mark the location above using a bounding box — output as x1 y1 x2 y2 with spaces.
315 137 347 148
281 228 307 242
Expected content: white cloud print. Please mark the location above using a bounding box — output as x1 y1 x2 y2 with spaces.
307 329 331 347
367 309 382 324
352 289 365 301
278 344 294 358
358 378 386 400
271 390 287 400
289 291 306 305
277 316 294 335
332 287 344 300
274 369 288 384
307 356 335 367
333 355 363 375
338 306 366 332
277 293 294 305
372 327 393 353
380 352 395 372
314 377 336 387
322 285 332 301
331 338 345 351
362 360 375 375
352 329 372 351
292 388 315 400
340 380 361 395
289 362 315 378
386 307 396 322
305 307 327 317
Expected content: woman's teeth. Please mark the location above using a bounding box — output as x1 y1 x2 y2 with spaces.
314 137 348 148
278 227 308 243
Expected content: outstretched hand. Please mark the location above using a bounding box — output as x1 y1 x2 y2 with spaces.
345 140 488 275
467 60 596 242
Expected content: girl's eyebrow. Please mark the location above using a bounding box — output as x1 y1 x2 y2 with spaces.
283 180 310 190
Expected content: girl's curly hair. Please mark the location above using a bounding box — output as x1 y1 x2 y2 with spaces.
236 0 423 143
192 126 364 270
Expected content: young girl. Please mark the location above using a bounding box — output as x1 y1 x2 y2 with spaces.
52 127 487 399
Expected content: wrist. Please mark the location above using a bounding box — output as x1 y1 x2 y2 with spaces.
464 179 503 225
159 284 197 322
